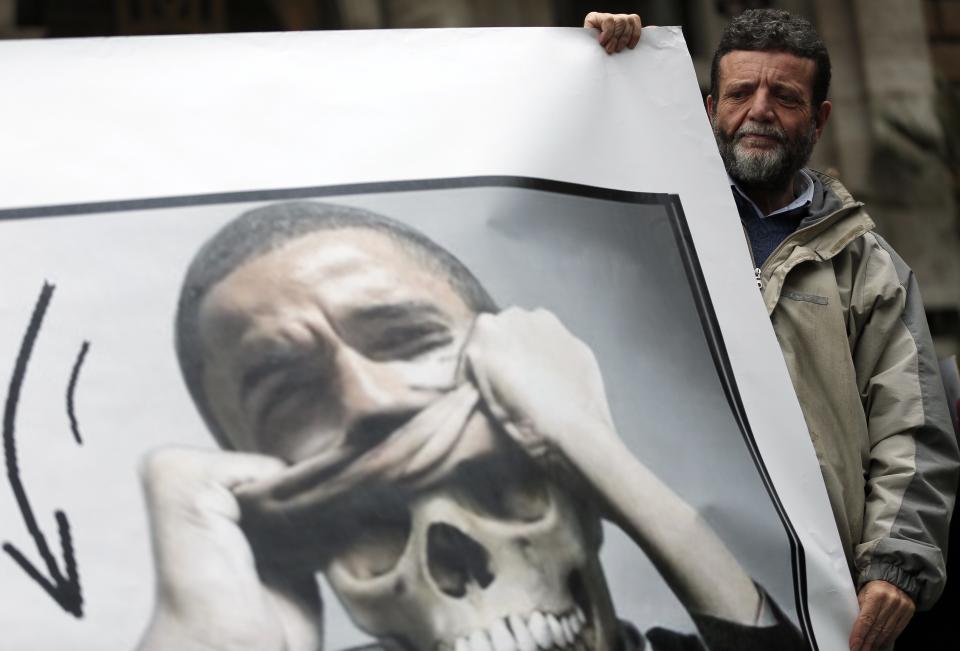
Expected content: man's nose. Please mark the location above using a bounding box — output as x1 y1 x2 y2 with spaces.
336 347 439 450
745 88 775 122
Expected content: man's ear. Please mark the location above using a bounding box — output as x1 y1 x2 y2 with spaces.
814 100 832 141
706 94 715 121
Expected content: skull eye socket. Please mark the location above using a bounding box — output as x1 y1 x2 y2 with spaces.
452 450 550 522
326 496 412 579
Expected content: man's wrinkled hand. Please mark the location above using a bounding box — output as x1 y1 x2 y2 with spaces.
583 12 642 54
138 447 323 651
236 383 481 524
848 580 915 651
460 307 616 464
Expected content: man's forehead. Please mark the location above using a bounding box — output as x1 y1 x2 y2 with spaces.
719 50 816 87
202 227 473 322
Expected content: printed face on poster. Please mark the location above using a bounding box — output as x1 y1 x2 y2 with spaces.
0 27 856 651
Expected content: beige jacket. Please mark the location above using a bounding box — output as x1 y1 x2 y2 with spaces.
755 171 958 610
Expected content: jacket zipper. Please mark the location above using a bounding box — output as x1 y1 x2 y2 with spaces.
740 223 765 291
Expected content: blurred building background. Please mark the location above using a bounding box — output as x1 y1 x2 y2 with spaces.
1 3 959 647
1 0 958 357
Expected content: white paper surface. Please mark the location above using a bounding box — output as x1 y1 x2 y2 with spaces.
0 27 856 650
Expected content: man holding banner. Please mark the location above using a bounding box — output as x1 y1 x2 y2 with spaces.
3 8 939 651
587 8 959 651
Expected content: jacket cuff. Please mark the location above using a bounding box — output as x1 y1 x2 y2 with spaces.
856 561 921 604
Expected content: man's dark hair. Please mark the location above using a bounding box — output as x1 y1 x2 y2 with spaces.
709 9 831 108
175 200 498 447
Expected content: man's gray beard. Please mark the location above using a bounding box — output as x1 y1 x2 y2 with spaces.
712 118 816 192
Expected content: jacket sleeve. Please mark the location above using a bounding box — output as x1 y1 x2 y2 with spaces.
849 233 960 610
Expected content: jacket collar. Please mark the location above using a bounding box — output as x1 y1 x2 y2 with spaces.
758 171 874 314
768 170 873 265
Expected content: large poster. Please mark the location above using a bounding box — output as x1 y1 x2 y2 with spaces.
0 28 856 650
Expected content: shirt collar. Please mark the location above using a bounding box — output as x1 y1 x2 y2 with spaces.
730 169 814 219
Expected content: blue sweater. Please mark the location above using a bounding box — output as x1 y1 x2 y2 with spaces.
731 170 814 267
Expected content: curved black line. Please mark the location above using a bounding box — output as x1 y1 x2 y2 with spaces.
2 281 84 617
66 342 90 446
4 282 59 572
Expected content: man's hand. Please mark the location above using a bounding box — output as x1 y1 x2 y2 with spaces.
463 308 772 626
234 384 480 530
460 307 617 466
583 12 642 54
849 580 915 651
138 448 323 651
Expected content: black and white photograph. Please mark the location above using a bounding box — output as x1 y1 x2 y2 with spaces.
2 180 809 650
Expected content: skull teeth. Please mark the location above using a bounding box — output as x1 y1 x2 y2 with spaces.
509 614 537 651
470 630 494 651
452 608 588 651
490 619 516 651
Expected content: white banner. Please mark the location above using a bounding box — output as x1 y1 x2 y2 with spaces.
0 27 856 650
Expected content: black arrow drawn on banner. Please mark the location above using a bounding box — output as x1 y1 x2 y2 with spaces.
3 282 84 617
